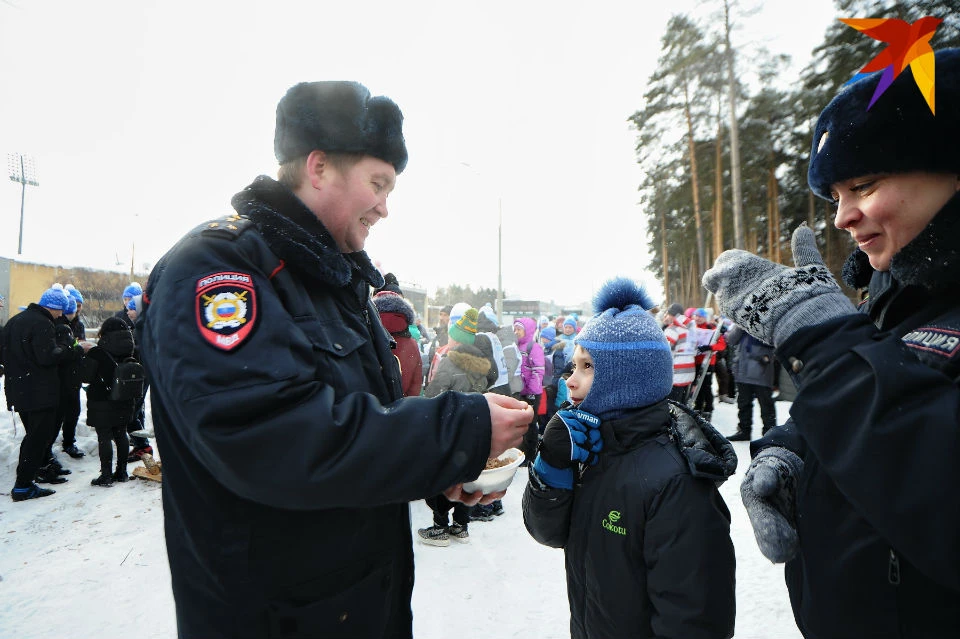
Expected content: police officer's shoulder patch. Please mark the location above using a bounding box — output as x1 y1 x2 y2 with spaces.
196 272 257 351
901 326 960 358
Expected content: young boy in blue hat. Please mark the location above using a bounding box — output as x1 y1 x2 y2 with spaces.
523 277 737 639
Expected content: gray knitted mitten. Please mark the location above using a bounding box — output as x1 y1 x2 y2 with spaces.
741 446 804 563
702 224 856 348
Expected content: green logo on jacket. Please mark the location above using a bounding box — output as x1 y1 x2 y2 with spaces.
602 510 627 536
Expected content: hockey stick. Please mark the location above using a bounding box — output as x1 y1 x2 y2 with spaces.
686 320 724 411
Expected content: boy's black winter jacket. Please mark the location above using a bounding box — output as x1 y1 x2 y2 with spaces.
756 192 960 638
523 400 737 639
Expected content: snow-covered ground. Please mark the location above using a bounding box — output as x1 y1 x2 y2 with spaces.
0 382 801 639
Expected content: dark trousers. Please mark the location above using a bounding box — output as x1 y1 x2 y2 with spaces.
56 385 82 447
736 382 776 433
520 393 541 462
425 494 472 527
668 385 690 404
694 370 714 413
127 382 149 449
95 423 129 476
16 409 60 487
715 354 735 397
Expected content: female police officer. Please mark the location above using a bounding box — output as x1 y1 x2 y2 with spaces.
704 48 960 638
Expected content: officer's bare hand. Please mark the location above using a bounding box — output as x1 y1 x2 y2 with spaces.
443 484 507 506
485 393 534 459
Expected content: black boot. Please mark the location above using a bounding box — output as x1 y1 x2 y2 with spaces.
12 483 56 501
36 465 69 484
91 474 114 487
726 429 753 442
62 444 85 459
47 457 72 475
113 468 129 483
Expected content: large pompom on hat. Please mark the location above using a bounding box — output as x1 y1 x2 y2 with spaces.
375 272 404 297
575 277 673 418
448 308 479 346
38 283 70 311
274 81 408 174
808 47 960 201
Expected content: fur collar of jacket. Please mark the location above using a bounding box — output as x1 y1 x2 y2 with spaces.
231 175 384 290
372 292 415 325
447 343 492 376
842 191 960 293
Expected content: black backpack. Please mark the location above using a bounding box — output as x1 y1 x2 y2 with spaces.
107 353 146 402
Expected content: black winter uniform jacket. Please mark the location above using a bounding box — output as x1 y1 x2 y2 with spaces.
2 304 76 412
523 401 737 639
756 192 960 638
138 176 492 639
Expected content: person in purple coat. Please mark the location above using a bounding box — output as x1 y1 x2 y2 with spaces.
514 316 545 462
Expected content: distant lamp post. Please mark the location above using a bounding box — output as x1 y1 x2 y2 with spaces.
459 162 504 324
7 152 39 255
496 197 503 325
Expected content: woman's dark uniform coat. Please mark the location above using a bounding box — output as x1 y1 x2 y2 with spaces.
138 176 492 639
757 192 960 638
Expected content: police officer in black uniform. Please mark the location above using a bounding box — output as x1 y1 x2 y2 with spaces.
138 81 533 639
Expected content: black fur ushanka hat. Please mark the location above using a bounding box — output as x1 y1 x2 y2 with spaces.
274 81 408 174
808 47 960 201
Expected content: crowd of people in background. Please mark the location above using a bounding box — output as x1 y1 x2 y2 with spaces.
0 281 151 500
366 274 776 553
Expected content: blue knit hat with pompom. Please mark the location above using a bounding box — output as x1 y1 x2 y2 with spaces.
64 294 78 315
575 277 673 418
122 282 143 299
65 284 84 304
39 283 70 311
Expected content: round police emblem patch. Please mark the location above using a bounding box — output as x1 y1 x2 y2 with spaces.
195 271 257 351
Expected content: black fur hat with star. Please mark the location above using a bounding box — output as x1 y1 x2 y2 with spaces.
808 47 960 202
274 81 407 174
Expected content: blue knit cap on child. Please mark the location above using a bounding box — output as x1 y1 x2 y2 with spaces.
575 277 673 419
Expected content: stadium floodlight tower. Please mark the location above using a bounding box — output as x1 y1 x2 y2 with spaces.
8 152 40 255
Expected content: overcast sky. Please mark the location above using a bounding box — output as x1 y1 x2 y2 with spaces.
1 0 837 307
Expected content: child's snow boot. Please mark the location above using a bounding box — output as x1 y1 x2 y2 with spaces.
417 525 450 547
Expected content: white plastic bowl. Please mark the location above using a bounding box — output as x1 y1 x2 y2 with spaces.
462 448 525 494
